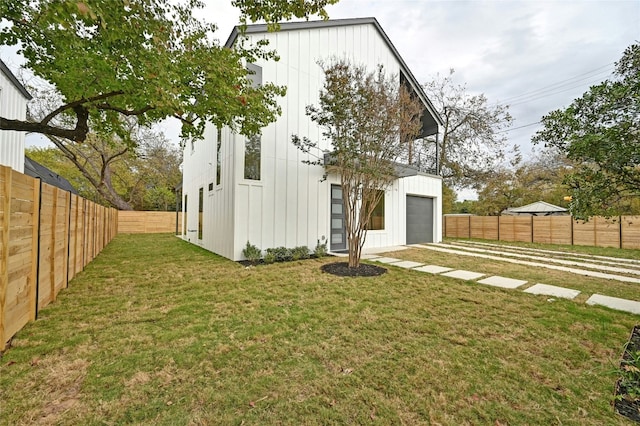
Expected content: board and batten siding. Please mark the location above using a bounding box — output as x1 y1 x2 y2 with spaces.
230 22 408 259
181 124 236 260
0 71 29 173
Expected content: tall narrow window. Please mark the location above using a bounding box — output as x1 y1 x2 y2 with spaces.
244 63 262 181
183 194 187 236
366 190 385 230
244 134 261 180
216 128 222 186
198 188 203 240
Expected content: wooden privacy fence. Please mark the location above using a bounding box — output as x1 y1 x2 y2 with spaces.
444 215 640 249
118 210 182 234
0 165 117 351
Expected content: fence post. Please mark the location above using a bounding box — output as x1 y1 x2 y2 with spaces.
530 215 534 243
50 186 58 302
619 216 623 249
29 177 41 321
0 166 12 351
65 192 72 288
468 215 471 239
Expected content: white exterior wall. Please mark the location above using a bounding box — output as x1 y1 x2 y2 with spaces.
182 21 443 260
181 125 236 259
323 172 442 249
0 71 29 173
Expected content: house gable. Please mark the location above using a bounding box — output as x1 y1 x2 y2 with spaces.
0 60 32 101
225 17 443 136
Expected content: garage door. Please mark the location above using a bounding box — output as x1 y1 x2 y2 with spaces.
406 196 433 244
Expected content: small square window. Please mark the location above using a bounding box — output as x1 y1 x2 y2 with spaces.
208 182 214 191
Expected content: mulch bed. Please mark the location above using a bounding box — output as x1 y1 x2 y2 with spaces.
320 261 387 277
614 325 640 423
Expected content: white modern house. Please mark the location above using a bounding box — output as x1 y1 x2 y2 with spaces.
181 18 444 260
0 60 32 173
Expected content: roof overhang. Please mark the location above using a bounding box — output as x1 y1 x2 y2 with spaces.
323 151 419 178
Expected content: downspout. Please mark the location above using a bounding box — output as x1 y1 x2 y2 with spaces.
435 132 440 176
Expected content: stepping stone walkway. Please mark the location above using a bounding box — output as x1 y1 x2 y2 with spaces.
524 284 581 300
361 248 640 315
478 276 527 289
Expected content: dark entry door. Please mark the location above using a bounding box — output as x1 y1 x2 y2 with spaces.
406 196 434 244
330 185 346 251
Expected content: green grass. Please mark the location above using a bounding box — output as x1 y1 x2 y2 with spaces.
0 234 637 425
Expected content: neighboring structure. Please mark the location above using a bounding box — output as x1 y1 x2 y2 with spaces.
24 155 78 194
0 59 32 173
503 201 569 216
181 18 444 260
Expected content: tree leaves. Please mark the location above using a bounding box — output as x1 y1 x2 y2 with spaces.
0 0 330 143
533 44 640 219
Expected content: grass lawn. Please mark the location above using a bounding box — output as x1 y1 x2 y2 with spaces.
0 234 638 425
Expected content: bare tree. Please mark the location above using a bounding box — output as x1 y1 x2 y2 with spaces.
422 69 513 189
293 60 423 268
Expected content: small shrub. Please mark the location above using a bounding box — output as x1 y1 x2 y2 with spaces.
291 246 310 260
265 246 292 262
263 251 276 264
314 239 328 258
242 241 262 263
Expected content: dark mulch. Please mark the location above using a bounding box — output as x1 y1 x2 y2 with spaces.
320 261 387 277
614 325 640 423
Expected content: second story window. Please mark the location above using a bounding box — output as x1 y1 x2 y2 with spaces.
216 128 222 186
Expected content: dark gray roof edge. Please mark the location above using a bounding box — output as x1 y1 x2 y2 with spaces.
0 59 32 100
224 18 444 128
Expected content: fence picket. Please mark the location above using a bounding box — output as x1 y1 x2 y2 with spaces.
0 165 117 351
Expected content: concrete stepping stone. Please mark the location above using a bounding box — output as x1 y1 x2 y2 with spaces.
524 283 580 300
586 294 640 315
414 265 453 274
390 260 423 269
477 276 527 289
372 257 402 264
361 254 381 260
441 270 484 280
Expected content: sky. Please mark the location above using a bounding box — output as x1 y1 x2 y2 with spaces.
1 0 639 200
